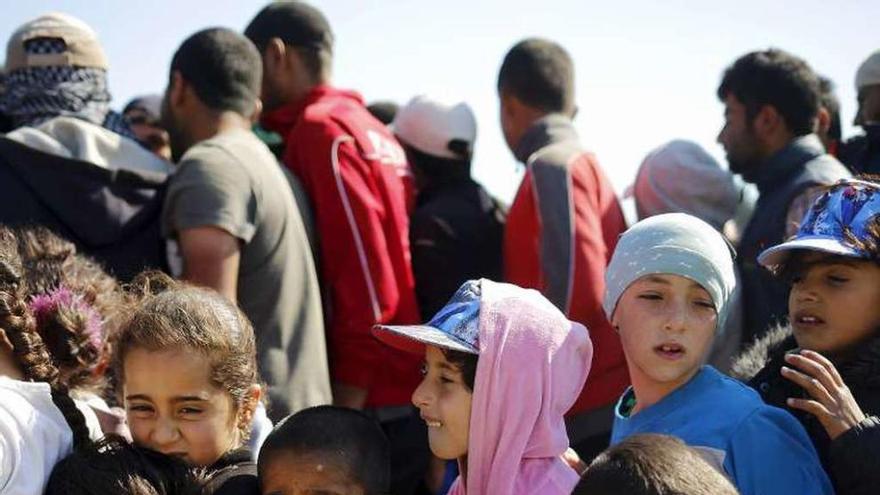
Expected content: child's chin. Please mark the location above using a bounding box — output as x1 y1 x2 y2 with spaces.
428 439 465 460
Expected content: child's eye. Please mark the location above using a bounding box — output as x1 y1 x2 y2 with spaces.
694 300 715 310
419 363 428 376
178 407 203 416
826 274 849 284
127 404 154 415
638 293 662 301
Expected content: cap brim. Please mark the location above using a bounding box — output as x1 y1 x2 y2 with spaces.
372 324 479 355
758 236 866 267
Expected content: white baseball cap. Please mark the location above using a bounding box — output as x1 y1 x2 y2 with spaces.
392 95 476 160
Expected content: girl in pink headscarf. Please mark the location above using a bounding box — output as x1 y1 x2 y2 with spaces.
373 279 593 494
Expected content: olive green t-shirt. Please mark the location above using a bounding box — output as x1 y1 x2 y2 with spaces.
162 129 330 420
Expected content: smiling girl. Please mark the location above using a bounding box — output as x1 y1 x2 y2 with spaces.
373 279 592 494
734 178 880 495
605 213 831 495
113 273 262 495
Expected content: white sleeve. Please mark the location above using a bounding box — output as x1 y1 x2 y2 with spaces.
0 401 22 492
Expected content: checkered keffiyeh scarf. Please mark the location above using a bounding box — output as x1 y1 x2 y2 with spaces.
0 38 133 138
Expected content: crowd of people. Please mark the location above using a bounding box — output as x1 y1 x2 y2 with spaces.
0 2 879 494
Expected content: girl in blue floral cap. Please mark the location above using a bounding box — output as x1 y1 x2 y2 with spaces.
733 178 880 495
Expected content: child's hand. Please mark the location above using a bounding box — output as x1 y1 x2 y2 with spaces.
781 349 866 440
562 447 587 475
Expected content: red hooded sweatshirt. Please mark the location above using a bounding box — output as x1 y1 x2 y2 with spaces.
262 85 421 407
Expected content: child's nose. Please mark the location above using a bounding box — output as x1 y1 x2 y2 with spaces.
793 283 819 303
151 417 181 448
411 377 432 408
664 305 687 332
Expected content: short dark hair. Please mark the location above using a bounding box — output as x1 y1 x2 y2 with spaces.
259 406 390 495
442 348 478 391
405 144 471 184
497 38 575 114
45 435 202 495
245 1 333 80
170 28 262 116
818 76 842 142
573 434 739 495
717 49 821 136
367 101 399 125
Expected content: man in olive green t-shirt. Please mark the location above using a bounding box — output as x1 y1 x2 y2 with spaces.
160 28 330 420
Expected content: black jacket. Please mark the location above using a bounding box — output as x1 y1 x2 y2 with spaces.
0 137 168 281
410 178 505 318
203 449 259 495
732 326 880 495
840 124 880 176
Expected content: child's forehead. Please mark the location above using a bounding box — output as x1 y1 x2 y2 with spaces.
632 273 708 291
791 251 865 269
261 450 361 492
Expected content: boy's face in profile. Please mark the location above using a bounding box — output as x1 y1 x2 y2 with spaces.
788 252 880 355
612 273 717 407
260 452 365 495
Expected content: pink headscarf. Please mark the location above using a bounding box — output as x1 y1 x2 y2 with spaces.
449 281 593 495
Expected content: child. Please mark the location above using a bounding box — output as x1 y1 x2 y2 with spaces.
113 274 262 495
605 213 831 495
14 226 127 435
733 178 880 495
258 405 390 495
0 226 102 495
373 279 593 494
573 433 739 495
45 435 202 495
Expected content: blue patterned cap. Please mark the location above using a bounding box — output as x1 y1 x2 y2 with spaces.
372 280 481 355
759 179 880 267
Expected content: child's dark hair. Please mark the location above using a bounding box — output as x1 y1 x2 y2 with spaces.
442 349 478 390
114 272 260 437
573 434 739 495
45 435 203 495
0 225 91 449
258 405 391 495
14 226 124 394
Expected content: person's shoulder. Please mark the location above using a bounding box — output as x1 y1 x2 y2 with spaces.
686 367 768 420
802 151 851 185
203 453 259 495
298 92 364 132
0 376 55 413
529 138 585 170
181 131 273 173
730 324 794 381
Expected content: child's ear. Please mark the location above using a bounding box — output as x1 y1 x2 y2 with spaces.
0 328 13 353
236 384 262 431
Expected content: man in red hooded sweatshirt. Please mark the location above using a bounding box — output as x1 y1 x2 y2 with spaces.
244 6 428 487
497 38 629 461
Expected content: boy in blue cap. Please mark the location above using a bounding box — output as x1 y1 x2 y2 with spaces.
734 178 880 495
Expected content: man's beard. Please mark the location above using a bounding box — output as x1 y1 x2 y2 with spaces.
161 112 187 163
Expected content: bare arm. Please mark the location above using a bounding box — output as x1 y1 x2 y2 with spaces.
178 226 241 303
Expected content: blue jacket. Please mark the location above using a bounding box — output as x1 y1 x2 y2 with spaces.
611 366 832 495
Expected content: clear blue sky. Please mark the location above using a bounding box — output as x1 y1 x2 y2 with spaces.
2 0 877 203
